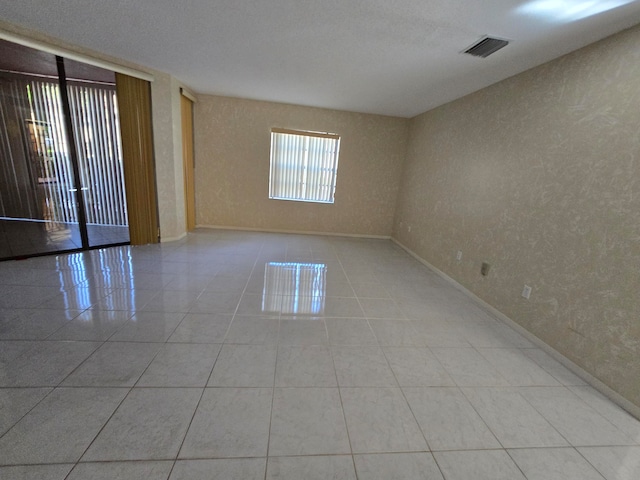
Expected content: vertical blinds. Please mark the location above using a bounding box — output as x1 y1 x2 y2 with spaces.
115 73 159 245
68 83 128 227
0 75 127 227
269 128 340 203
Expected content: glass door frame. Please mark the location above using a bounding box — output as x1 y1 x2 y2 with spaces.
0 40 131 261
56 55 91 250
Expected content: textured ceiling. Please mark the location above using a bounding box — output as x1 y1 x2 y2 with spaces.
2 0 640 117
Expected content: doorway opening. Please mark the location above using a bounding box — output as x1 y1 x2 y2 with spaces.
181 91 195 232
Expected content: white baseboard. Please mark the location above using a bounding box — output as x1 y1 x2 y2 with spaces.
391 237 640 420
195 224 391 240
160 232 187 243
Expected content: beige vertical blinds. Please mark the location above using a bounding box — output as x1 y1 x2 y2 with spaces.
115 73 159 245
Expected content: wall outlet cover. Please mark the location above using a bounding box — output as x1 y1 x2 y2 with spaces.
481 262 490 276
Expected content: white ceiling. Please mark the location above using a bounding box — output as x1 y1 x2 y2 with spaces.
2 0 640 117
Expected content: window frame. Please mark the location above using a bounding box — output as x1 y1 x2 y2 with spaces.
268 127 341 204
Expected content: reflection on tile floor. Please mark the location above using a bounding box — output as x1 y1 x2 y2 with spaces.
0 229 638 479
0 218 129 259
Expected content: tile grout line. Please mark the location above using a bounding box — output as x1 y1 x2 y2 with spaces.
257 240 282 480
324 242 360 478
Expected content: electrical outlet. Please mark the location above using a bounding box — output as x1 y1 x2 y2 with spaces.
522 285 532 299
456 251 463 261
481 262 490 276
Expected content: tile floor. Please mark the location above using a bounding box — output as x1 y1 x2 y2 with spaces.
0 218 129 260
0 229 638 479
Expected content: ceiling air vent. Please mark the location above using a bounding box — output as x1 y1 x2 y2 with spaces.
463 36 509 58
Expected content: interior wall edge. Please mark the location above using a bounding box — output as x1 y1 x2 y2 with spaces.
160 232 188 243
196 224 392 240
392 23 640 412
391 236 640 421
180 86 197 103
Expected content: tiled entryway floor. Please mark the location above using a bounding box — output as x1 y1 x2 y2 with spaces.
0 218 129 260
0 229 638 479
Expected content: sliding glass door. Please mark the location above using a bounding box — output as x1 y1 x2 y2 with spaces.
65 58 129 248
0 40 129 260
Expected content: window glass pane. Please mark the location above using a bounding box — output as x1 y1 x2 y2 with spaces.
0 39 131 260
0 41 83 258
269 129 340 204
64 58 129 247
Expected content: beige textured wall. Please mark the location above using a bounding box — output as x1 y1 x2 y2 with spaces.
151 74 186 241
194 95 408 236
394 25 640 408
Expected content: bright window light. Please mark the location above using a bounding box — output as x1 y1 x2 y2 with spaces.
262 262 327 315
517 0 635 22
269 128 340 204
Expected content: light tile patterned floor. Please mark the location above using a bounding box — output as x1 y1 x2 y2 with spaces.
0 218 129 260
0 229 638 479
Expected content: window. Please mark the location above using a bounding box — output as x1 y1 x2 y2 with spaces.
269 128 340 203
